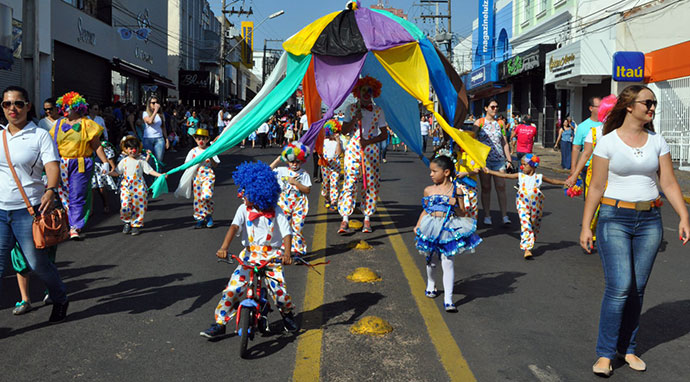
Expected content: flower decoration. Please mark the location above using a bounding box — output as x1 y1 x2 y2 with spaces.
564 177 584 198
281 141 310 163
524 154 540 168
352 76 382 99
598 94 617 123
232 161 281 212
324 119 342 137
56 91 88 116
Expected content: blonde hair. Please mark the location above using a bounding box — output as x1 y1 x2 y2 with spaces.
144 95 165 124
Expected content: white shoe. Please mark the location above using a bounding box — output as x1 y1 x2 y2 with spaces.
483 216 492 225
502 216 511 225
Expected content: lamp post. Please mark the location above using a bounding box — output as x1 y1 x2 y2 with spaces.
220 10 284 103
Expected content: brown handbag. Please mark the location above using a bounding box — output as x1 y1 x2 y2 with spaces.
3 129 69 249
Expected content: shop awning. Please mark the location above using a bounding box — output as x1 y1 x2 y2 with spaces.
112 57 176 90
153 75 176 89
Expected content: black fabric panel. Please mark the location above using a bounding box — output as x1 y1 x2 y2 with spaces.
435 45 469 128
311 10 367 57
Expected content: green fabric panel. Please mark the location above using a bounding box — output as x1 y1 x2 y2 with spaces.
150 53 312 198
371 9 425 41
11 244 28 273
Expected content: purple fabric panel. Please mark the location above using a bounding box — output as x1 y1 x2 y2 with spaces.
354 8 414 51
300 53 366 148
66 157 93 230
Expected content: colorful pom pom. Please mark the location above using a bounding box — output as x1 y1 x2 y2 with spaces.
324 119 342 137
281 141 310 163
524 154 540 168
598 94 617 123
232 161 281 211
56 91 88 117
564 178 584 198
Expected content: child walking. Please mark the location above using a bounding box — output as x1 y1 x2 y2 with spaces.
270 142 312 256
415 154 482 312
484 154 565 259
200 161 298 339
109 136 164 235
185 128 219 228
320 120 343 211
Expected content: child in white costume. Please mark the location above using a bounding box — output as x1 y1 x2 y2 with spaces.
484 154 565 258
109 136 164 235
200 161 298 339
320 120 343 211
185 128 220 228
270 141 312 256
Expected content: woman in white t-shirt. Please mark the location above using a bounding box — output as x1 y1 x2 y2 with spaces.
582 85 690 377
141 95 168 166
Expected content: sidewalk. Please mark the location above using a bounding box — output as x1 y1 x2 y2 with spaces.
531 145 690 203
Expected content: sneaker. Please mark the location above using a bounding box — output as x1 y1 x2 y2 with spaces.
43 293 53 305
444 303 458 313
502 216 511 225
206 216 214 228
12 300 32 315
483 216 492 226
362 220 372 233
131 227 141 236
122 223 131 234
69 228 80 240
194 220 204 229
281 312 299 332
200 323 226 338
48 301 69 323
338 220 351 234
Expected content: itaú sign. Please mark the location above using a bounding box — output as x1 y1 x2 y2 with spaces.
612 51 644 82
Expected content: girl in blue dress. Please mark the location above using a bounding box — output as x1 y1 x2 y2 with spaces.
414 153 481 312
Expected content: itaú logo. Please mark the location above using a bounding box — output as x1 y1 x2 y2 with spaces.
481 0 490 54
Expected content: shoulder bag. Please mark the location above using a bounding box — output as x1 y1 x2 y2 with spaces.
2 130 69 249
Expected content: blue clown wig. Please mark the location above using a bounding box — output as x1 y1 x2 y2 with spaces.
232 161 281 212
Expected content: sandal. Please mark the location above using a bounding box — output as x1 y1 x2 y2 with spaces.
444 303 458 313
425 289 439 298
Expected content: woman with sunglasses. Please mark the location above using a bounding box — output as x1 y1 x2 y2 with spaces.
582 85 690 377
474 98 513 226
142 95 169 167
38 97 61 132
0 86 69 322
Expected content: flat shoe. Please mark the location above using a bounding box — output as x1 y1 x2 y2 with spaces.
619 354 646 372
592 360 613 377
425 289 439 298
444 303 458 313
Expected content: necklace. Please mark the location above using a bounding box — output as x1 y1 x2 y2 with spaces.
632 147 644 158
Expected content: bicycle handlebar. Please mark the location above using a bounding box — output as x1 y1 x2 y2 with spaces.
231 254 279 270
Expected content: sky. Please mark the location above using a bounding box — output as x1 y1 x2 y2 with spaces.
210 0 479 55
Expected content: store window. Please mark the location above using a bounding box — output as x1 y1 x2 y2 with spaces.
112 70 139 104
523 0 531 23
62 0 112 25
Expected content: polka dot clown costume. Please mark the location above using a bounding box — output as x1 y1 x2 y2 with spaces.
454 146 481 221
516 154 544 252
212 162 295 327
114 136 157 229
185 128 220 227
50 91 104 233
273 141 312 256
338 76 388 233
320 119 343 209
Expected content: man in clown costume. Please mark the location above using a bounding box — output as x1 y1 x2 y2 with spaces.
338 76 389 234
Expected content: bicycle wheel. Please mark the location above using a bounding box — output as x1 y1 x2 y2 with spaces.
238 306 252 359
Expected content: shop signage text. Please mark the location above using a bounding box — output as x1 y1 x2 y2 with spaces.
470 66 486 88
77 17 96 46
612 51 644 82
180 70 211 91
135 47 154 64
549 53 576 79
479 0 494 57
505 51 539 76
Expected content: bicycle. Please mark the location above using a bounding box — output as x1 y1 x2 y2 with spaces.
218 254 277 359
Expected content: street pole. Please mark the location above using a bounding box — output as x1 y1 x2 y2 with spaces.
262 38 266 85
21 0 39 104
219 0 226 104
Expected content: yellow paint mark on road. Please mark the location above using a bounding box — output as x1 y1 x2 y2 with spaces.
350 316 393 336
378 201 477 382
293 193 327 382
346 267 382 283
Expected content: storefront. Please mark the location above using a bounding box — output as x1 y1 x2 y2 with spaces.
51 0 174 105
467 62 510 117
544 39 614 125
179 70 219 107
498 44 555 144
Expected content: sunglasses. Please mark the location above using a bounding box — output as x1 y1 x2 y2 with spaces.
488 105 498 110
635 99 657 110
44 107 55 112
2 100 27 109
150 101 158 104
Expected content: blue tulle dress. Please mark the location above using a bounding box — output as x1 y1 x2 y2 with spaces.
415 193 482 259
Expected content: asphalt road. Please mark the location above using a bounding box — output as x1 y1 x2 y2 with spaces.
1 145 689 382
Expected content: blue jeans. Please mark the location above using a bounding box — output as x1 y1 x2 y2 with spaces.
560 140 572 169
378 138 389 160
0 208 68 304
595 204 663 358
143 137 165 167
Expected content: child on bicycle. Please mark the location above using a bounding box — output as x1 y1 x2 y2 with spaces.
200 161 299 339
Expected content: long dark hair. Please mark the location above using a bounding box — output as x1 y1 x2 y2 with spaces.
603 85 655 135
430 154 455 178
2 85 36 121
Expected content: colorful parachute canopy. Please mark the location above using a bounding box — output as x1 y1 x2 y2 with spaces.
150 4 489 198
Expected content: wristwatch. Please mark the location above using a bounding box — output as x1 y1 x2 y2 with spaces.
46 187 59 194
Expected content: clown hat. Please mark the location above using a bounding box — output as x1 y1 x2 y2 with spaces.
281 141 310 162
191 128 209 137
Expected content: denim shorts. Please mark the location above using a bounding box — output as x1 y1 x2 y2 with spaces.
486 159 507 172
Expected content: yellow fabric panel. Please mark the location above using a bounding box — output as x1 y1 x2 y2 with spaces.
283 11 341 56
50 118 103 158
373 43 490 167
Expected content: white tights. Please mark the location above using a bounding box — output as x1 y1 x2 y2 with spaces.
426 254 455 305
